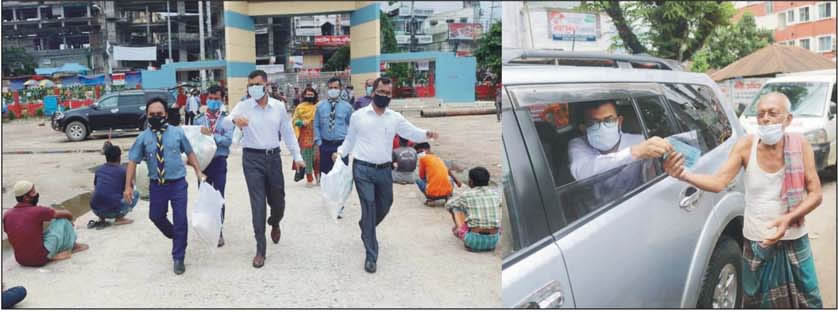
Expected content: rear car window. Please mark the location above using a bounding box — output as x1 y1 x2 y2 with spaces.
662 84 732 154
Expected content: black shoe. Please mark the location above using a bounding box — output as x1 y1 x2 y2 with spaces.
337 206 344 219
174 260 185 275
364 259 376 273
217 233 225 248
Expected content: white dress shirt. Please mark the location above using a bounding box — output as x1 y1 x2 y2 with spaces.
187 96 200 113
230 96 302 162
338 105 428 164
568 132 644 180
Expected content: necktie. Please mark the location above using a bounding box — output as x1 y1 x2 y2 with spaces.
154 125 168 184
329 100 337 132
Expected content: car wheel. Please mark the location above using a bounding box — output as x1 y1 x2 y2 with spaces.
697 236 742 309
65 121 88 142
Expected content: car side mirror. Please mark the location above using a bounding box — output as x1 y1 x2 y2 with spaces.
91 103 98 109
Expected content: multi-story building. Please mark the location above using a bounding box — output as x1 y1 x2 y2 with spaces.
288 13 351 70
421 7 483 55
385 2 435 52
2 1 103 72
733 1 836 60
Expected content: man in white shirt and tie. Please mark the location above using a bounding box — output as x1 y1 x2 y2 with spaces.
333 77 439 273
186 90 200 125
230 70 305 269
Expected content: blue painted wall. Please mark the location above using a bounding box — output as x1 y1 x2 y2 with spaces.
140 60 228 89
380 52 476 103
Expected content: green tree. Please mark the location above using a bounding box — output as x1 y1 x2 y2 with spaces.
2 47 37 77
380 11 409 87
689 13 774 73
324 46 350 71
475 21 502 83
581 1 735 62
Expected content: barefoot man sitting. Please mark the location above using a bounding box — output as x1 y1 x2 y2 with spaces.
3 181 89 266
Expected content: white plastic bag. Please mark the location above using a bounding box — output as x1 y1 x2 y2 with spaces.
320 159 354 220
135 161 150 199
179 125 217 171
191 182 224 250
232 126 243 146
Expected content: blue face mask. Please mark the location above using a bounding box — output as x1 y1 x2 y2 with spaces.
366 86 373 96
207 99 221 111
586 123 621 152
248 85 265 100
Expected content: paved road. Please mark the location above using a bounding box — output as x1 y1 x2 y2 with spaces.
1 114 502 308
811 174 836 308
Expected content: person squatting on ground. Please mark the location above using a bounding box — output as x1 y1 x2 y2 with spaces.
663 92 823 308
414 142 461 205
231 70 305 269
124 97 205 275
194 85 234 248
444 167 501 252
392 136 418 184
3 181 89 267
292 87 320 185
334 77 439 274
88 144 137 230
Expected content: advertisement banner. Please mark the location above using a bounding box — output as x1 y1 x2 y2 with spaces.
314 35 350 46
291 56 304 69
296 28 321 36
256 64 286 74
548 11 597 42
448 23 483 40
112 73 125 86
720 77 769 111
417 60 429 71
113 45 157 61
397 35 433 45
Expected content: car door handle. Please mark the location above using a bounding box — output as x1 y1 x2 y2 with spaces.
679 186 702 211
515 280 564 309
110 108 119 113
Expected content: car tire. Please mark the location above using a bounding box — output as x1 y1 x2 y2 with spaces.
65 121 88 142
697 236 742 309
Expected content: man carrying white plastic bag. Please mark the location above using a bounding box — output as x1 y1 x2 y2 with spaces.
320 157 353 221
191 182 224 251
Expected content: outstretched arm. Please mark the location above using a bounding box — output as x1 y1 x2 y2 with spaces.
664 137 747 193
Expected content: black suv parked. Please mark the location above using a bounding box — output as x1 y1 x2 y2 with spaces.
51 89 177 141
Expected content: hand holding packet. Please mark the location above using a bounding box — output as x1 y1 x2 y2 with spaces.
665 131 701 169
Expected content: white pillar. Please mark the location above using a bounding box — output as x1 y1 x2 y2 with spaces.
198 0 206 90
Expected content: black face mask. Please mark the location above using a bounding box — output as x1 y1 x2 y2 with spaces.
148 116 166 130
30 193 39 206
373 94 391 108
304 96 316 103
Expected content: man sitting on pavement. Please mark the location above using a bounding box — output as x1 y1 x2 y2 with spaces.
445 167 501 252
392 136 418 184
414 143 461 205
3 181 89 267
89 144 137 229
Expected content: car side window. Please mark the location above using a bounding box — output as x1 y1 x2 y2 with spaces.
663 84 732 154
508 83 666 232
98 96 118 109
119 95 144 107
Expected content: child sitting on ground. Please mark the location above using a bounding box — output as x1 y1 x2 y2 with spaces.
414 143 461 205
88 144 137 229
445 167 501 252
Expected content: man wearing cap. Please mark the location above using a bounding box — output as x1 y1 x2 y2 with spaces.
3 181 89 267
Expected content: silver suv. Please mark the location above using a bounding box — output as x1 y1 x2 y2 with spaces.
501 65 746 308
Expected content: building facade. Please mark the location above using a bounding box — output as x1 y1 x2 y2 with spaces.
501 1 622 53
734 1 836 60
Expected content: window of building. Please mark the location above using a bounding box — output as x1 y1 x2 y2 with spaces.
819 2 833 19
799 6 810 22
787 9 796 24
766 2 774 14
818 36 834 52
460 17 468 23
800 38 811 50
778 12 787 27
788 40 796 47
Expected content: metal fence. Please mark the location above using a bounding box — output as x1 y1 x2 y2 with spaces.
267 70 353 99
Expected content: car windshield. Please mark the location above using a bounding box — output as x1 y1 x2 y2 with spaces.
744 82 829 117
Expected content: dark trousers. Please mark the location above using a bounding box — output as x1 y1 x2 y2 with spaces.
319 139 347 175
185 112 195 125
203 155 228 226
148 178 188 261
242 150 286 256
353 162 394 263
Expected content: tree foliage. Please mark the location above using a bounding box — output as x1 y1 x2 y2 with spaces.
475 22 502 83
2 47 37 77
380 11 409 86
324 46 350 71
581 1 735 62
690 13 774 73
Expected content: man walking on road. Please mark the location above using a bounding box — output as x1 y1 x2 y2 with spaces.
334 77 439 273
353 79 375 111
186 90 200 125
664 92 823 308
194 85 234 247
231 70 305 269
314 77 353 176
124 97 205 275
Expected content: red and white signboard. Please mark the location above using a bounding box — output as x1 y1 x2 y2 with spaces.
111 73 125 86
314 35 350 46
448 23 482 40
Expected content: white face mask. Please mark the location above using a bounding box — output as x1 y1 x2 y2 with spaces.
327 89 340 99
757 123 784 145
586 123 621 152
248 85 265 100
